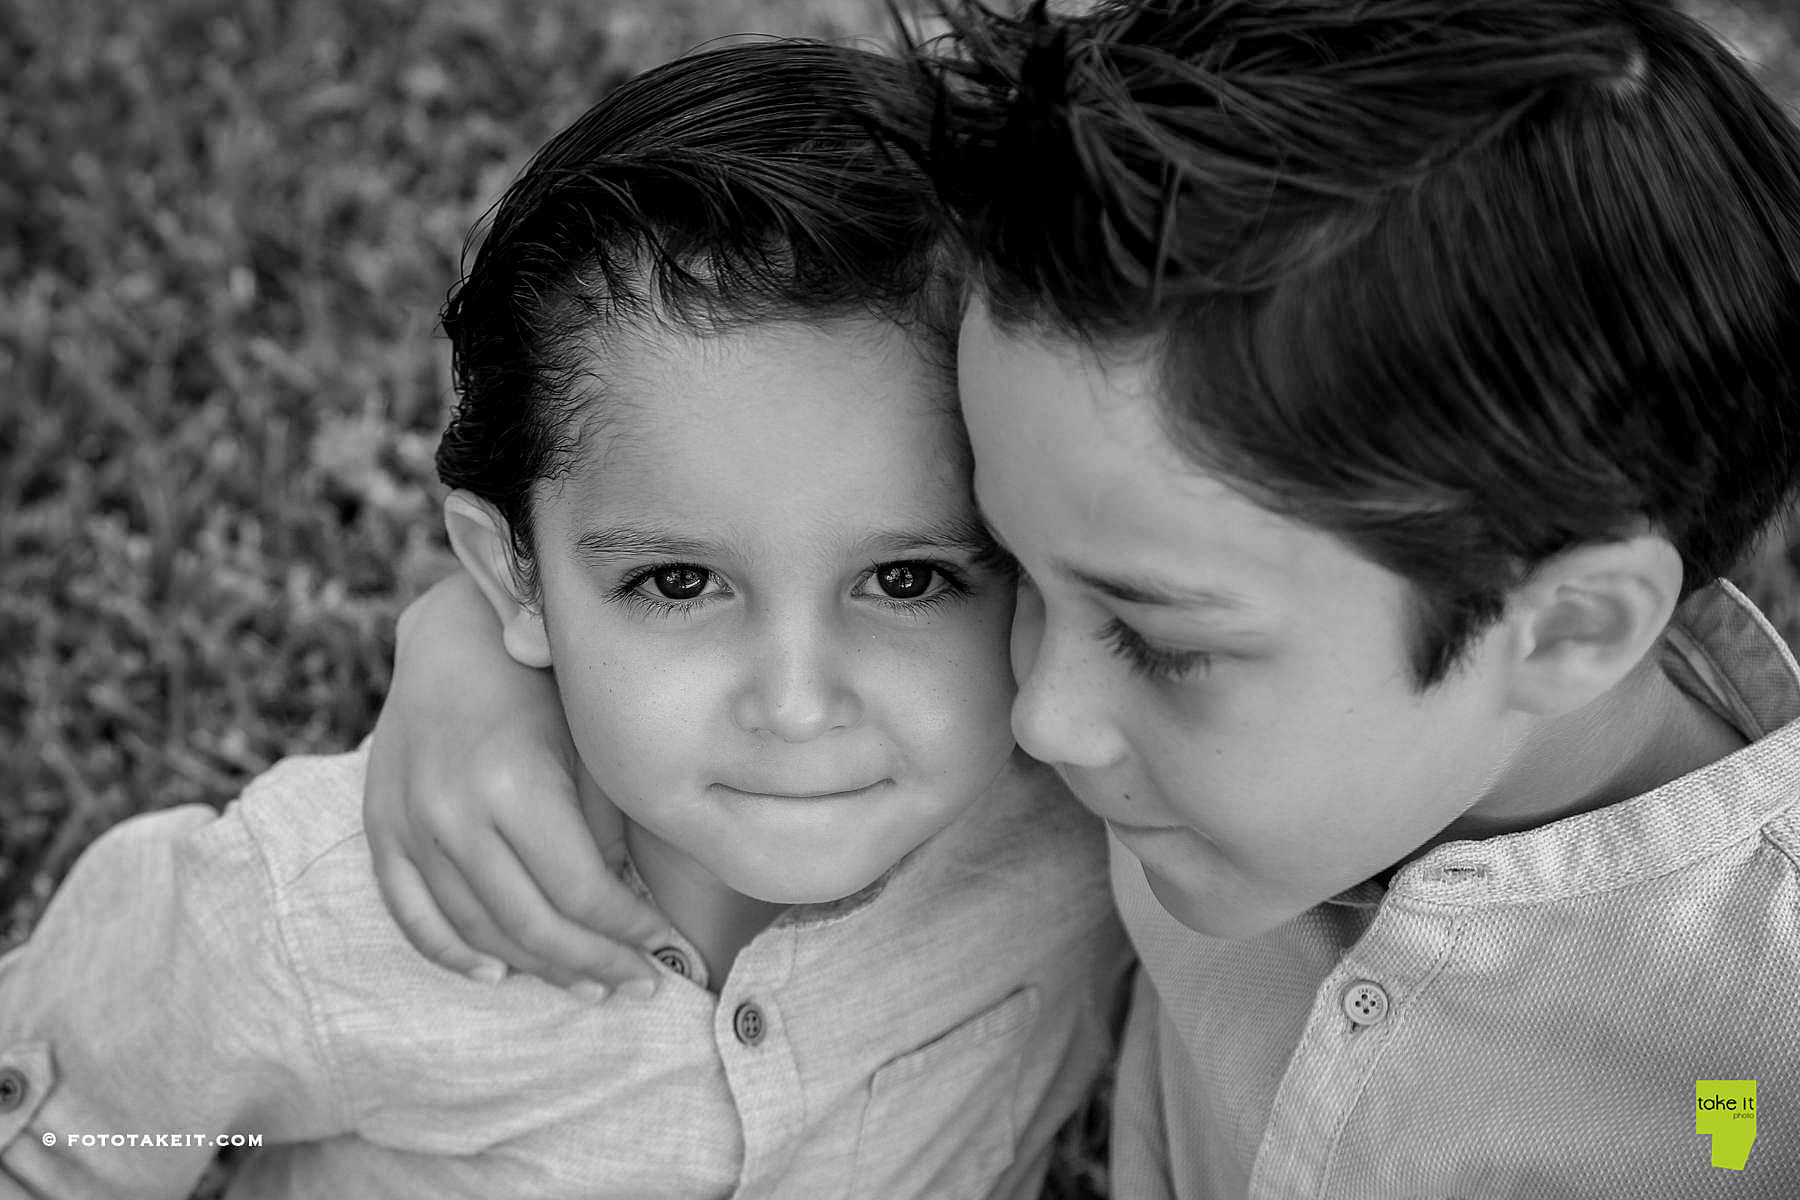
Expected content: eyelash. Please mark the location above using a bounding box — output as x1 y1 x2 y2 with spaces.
609 560 975 621
1100 618 1213 682
861 561 974 616
611 564 724 621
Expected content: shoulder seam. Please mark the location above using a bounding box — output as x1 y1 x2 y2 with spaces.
1760 807 1800 873
234 777 358 1132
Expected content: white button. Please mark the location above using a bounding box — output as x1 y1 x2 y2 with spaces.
0 1067 27 1113
652 946 692 978
733 1002 766 1046
1342 981 1390 1026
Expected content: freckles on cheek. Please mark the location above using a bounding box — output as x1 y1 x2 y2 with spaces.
568 651 698 741
908 675 983 743
927 677 1015 763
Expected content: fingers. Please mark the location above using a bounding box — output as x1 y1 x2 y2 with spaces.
372 818 668 998
371 847 507 983
358 631 670 999
364 761 507 981
412 845 572 985
498 798 672 949
439 828 665 996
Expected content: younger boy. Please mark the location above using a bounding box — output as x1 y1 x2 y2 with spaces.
0 41 1126 1200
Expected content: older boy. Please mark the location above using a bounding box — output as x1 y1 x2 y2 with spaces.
928 1 1800 1195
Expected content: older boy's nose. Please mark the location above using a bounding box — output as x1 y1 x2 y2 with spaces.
732 626 860 742
1010 605 1126 770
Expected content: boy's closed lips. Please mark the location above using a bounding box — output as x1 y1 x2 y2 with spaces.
710 779 894 802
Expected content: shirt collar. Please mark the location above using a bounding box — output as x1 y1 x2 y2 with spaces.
1338 580 1800 909
621 845 908 990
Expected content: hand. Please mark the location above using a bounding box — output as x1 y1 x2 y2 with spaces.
364 573 673 998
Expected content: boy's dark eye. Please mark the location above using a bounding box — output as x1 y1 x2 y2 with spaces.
875 562 936 598
652 565 711 599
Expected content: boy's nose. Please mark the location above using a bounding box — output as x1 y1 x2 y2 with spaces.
1009 589 1127 770
732 624 861 742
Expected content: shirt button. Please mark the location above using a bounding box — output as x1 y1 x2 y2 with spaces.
733 1002 766 1046
0 1067 27 1113
1342 981 1390 1026
652 946 692 978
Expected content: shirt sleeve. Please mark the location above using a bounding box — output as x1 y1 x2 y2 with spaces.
0 803 344 1199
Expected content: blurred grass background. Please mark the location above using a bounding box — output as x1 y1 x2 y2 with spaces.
1 1 1797 1197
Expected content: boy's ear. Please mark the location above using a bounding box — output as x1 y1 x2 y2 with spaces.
1500 534 1684 717
442 490 554 669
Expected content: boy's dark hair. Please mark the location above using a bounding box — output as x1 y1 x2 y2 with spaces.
912 0 1800 685
437 40 950 590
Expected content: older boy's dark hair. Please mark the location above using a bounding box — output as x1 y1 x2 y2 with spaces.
913 0 1800 685
437 40 950 588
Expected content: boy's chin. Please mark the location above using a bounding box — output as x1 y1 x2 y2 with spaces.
1142 864 1302 941
726 853 909 909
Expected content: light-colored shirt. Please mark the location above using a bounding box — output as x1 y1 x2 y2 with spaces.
1107 580 1800 1199
0 748 1129 1200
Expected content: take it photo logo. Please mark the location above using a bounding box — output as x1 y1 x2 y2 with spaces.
1696 1080 1757 1170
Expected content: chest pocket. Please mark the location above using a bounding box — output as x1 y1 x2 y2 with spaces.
849 986 1040 1200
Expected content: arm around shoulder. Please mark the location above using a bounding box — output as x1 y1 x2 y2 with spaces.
0 802 342 1199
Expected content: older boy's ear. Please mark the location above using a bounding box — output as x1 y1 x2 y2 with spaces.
1501 535 1684 717
442 491 553 669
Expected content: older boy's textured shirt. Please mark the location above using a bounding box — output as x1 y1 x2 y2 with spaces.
1108 581 1800 1200
0 749 1127 1200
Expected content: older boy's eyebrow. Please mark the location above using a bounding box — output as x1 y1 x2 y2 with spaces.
968 487 1243 609
1062 565 1253 613
970 492 1250 614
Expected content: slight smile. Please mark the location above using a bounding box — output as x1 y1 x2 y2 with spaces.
711 781 893 801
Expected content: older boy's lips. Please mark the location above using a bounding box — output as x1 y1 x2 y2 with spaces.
1104 819 1212 876
711 780 892 801
1105 818 1178 837
1103 818 1195 847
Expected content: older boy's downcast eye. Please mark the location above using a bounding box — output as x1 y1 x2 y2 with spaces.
1100 617 1214 682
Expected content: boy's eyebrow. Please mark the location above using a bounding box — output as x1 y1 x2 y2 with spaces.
1063 566 1253 613
852 516 1000 559
971 491 1250 614
571 526 731 560
570 517 999 562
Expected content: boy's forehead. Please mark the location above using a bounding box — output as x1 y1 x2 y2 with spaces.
959 299 1417 621
546 317 977 525
957 298 1174 427
959 299 1191 475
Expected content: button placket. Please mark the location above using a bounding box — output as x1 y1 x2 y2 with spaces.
717 933 806 1195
